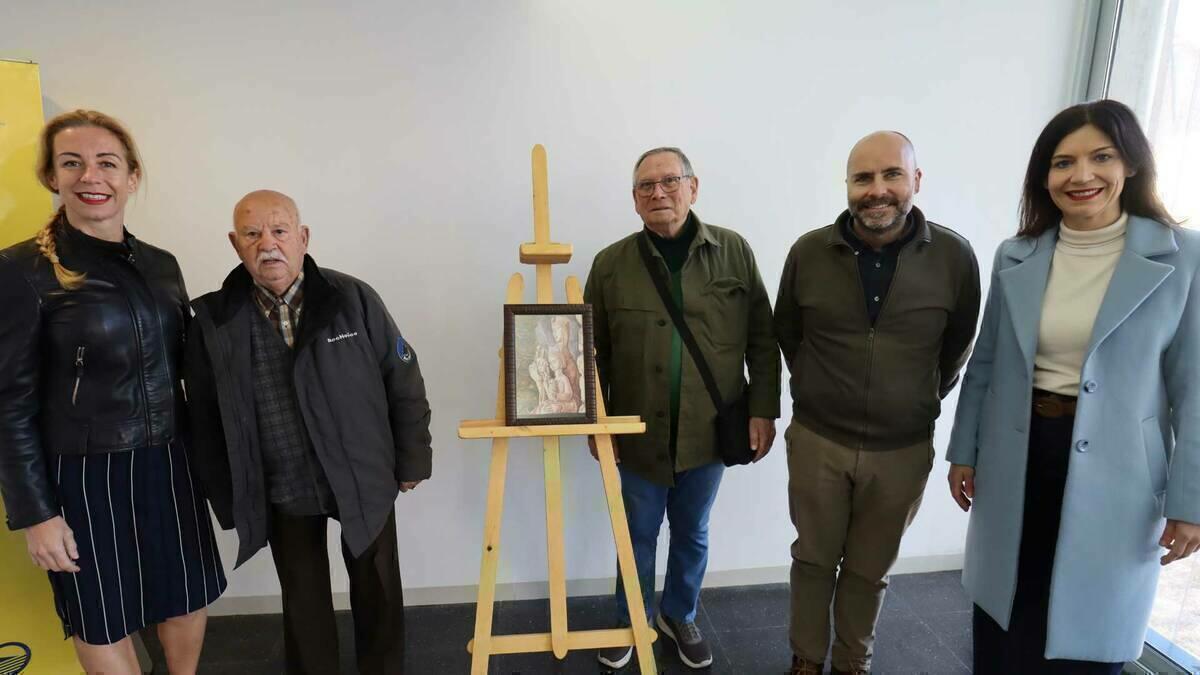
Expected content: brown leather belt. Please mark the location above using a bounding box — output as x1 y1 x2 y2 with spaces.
1032 390 1077 418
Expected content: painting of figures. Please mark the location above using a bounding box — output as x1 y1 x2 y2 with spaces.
504 304 596 425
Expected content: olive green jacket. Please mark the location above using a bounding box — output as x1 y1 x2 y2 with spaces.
584 213 781 485
774 207 980 451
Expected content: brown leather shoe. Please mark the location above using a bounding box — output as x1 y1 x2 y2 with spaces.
831 666 869 675
790 654 825 675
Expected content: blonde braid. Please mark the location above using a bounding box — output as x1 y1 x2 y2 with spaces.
35 207 85 290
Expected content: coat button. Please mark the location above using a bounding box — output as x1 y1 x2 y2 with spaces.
655 365 664 373
1076 439 1090 452
657 319 667 327
1083 380 1097 393
656 411 665 418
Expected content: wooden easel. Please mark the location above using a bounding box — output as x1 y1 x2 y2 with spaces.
459 145 659 674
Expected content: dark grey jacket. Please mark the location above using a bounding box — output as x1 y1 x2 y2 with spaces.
184 256 431 566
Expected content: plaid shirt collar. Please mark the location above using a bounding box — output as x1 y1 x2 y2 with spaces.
253 272 305 347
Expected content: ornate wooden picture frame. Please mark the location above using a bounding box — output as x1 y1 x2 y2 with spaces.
503 304 597 426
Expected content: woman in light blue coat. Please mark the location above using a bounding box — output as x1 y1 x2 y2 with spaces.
947 99 1200 673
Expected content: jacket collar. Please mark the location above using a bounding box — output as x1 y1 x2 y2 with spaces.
212 254 334 329
640 211 719 259
826 206 931 251
691 212 722 249
998 215 1178 376
59 217 137 262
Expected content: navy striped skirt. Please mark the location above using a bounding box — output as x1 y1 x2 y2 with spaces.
47 442 227 645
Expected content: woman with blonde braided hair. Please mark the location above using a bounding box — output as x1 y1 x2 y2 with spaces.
0 110 225 674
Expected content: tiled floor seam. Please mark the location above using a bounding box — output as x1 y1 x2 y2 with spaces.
910 611 971 672
697 600 737 671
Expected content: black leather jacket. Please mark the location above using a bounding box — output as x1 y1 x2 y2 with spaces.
0 221 189 530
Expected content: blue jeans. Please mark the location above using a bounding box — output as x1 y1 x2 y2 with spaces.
613 461 724 625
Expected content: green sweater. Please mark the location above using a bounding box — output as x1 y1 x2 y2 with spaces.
646 216 697 458
585 213 780 485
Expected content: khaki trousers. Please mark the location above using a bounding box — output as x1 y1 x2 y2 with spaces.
786 420 932 671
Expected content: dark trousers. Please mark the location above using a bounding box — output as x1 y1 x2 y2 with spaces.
269 508 405 675
972 409 1122 675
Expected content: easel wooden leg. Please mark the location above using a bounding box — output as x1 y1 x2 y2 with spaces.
568 273 658 674
594 434 659 674
543 436 569 659
469 437 510 675
469 274 525 674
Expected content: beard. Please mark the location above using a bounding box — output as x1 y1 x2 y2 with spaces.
850 196 912 233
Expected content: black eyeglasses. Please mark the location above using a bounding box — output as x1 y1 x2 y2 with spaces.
634 175 693 196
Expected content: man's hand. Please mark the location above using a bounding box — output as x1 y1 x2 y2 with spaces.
749 417 776 462
1159 519 1200 565
948 464 975 512
399 480 423 493
587 435 620 463
24 516 80 573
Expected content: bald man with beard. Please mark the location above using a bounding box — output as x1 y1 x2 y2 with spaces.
184 190 432 674
774 133 981 674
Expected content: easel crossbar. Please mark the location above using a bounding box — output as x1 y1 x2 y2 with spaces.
468 628 659 655
458 417 645 439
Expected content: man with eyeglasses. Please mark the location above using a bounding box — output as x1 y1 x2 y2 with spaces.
774 131 980 675
584 147 780 670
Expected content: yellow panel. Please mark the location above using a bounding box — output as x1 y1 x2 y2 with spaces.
0 60 53 249
0 60 81 675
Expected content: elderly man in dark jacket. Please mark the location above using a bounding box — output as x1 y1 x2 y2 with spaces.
184 190 431 675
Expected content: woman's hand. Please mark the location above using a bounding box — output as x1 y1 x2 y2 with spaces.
1159 519 1200 565
24 516 80 573
948 464 976 512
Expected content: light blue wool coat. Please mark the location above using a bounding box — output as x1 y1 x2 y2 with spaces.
947 215 1200 662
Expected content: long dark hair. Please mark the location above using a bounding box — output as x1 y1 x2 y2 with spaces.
1018 99 1175 237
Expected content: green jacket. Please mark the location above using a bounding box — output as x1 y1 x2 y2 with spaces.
584 213 781 485
774 207 980 451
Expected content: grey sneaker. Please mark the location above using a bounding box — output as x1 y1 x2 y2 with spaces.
655 613 713 669
597 644 633 670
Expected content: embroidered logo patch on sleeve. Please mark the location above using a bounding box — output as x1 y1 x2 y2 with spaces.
396 336 414 363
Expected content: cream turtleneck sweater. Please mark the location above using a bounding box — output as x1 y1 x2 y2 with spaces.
1033 213 1128 396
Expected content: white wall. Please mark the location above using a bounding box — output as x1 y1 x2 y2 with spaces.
4 1 1090 606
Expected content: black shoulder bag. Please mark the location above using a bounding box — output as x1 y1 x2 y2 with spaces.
636 234 755 466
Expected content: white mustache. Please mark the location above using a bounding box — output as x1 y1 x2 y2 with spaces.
258 250 288 264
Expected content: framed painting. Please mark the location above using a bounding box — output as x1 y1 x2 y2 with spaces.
503 304 597 426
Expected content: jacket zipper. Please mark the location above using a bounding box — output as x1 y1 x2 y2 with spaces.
850 254 873 448
869 255 904 438
124 247 181 444
72 346 86 405
856 252 904 449
115 257 154 440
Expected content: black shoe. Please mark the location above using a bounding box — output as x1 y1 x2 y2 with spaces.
655 613 713 669
597 644 633 670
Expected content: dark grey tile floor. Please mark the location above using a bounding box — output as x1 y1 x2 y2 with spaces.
145 570 973 674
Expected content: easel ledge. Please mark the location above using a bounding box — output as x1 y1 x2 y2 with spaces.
458 417 645 439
